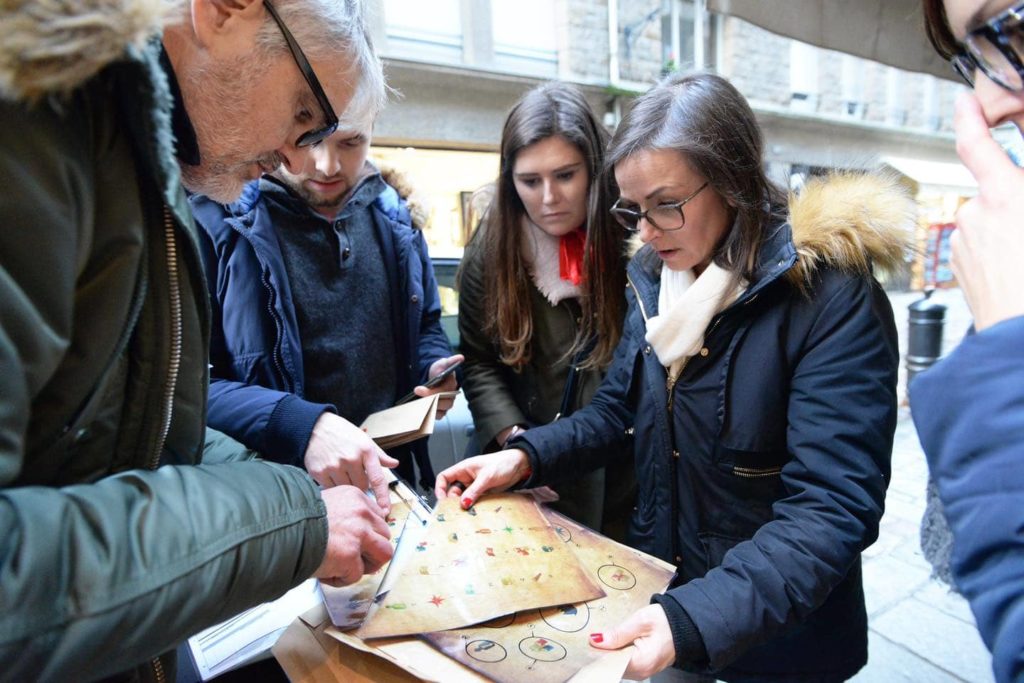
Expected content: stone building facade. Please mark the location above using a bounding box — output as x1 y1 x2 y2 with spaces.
365 0 970 258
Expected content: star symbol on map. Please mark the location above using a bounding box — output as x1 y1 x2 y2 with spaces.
429 595 445 607
503 525 514 534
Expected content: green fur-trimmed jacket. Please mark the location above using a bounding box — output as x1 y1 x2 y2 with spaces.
0 7 327 681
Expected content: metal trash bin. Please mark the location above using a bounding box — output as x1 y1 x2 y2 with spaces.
907 290 947 384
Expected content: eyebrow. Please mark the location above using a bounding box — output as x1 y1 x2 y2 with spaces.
514 162 584 178
643 185 689 200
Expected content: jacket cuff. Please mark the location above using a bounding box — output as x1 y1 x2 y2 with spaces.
507 434 541 489
264 394 335 466
651 593 709 667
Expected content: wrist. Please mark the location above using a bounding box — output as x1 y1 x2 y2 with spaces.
502 424 526 449
513 450 533 486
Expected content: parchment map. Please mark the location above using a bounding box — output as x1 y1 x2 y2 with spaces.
421 509 677 683
321 481 429 630
356 493 605 639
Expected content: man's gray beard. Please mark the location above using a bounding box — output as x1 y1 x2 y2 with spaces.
180 162 247 204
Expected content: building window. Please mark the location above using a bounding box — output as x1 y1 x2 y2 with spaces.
789 41 819 112
491 0 558 77
382 0 463 65
661 0 719 73
840 55 865 119
886 67 908 126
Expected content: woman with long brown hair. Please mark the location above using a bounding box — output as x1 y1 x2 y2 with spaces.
456 81 633 537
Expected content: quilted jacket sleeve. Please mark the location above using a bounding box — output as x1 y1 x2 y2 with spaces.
911 316 1024 683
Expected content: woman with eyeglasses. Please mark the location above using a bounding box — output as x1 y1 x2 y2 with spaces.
455 81 635 540
437 72 913 682
912 3 1024 682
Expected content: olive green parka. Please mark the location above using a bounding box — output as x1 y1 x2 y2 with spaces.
0 2 327 680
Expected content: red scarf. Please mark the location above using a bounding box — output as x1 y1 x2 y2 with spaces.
558 227 587 286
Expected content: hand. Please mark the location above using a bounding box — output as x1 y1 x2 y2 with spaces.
951 93 1024 331
589 604 677 680
414 354 464 419
305 412 399 513
315 485 393 587
434 449 532 509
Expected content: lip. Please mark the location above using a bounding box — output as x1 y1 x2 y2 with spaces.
308 178 345 192
542 211 568 219
655 248 679 260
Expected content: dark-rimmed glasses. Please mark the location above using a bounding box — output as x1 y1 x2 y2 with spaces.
610 182 709 233
264 0 339 146
950 1 1024 91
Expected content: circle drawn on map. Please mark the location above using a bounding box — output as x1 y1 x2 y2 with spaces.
466 640 507 663
479 612 517 628
597 564 637 590
554 525 572 543
518 636 567 662
539 603 590 632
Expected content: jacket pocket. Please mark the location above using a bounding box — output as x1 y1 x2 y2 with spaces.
702 445 786 538
697 531 747 573
714 445 788 479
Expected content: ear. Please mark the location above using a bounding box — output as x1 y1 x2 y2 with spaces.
191 0 266 52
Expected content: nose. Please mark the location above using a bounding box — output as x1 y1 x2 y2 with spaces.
637 215 658 243
542 179 561 206
277 147 302 175
312 143 341 178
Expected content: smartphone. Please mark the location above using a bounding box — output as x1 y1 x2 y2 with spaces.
395 358 464 405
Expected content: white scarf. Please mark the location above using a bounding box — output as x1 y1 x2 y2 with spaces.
520 217 582 306
645 261 745 380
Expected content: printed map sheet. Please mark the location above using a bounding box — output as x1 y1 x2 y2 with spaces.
321 479 429 630
356 493 604 639
421 509 677 683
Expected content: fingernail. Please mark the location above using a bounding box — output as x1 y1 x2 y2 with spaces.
589 633 603 643
462 496 473 509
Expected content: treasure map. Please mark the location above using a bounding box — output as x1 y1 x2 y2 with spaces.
421 509 677 683
321 479 430 630
356 493 605 639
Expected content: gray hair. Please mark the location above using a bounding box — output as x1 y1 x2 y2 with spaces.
255 0 388 127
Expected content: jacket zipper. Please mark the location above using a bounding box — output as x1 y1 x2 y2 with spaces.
732 465 783 478
259 268 289 389
150 205 180 683
152 205 182 470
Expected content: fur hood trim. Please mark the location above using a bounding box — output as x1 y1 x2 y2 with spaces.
379 164 428 230
626 172 916 285
0 0 171 103
786 172 915 288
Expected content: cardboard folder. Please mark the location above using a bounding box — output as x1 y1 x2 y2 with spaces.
358 391 458 450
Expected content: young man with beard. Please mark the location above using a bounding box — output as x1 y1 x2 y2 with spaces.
0 0 394 678
190 88 461 497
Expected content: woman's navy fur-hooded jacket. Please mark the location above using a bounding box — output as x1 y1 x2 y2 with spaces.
511 174 914 680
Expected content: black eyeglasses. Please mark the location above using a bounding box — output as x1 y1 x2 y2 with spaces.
610 182 709 233
950 1 1024 91
264 0 339 146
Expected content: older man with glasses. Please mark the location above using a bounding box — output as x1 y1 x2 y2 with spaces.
0 0 394 679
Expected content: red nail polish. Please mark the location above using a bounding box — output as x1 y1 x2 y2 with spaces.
462 496 473 509
590 633 603 643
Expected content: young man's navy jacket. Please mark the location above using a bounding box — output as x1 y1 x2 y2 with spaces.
190 172 451 488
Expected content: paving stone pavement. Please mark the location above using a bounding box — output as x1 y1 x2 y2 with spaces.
851 288 993 683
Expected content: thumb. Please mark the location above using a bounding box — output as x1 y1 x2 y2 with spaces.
954 92 1018 185
590 610 646 650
